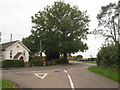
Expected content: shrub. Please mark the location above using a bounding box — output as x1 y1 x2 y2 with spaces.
29 60 42 66
49 58 69 65
76 55 83 59
97 43 119 70
2 60 25 68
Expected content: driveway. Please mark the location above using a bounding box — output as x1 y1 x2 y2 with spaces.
2 61 119 89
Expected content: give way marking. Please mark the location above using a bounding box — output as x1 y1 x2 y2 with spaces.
34 73 48 79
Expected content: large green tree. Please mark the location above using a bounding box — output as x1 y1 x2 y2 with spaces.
24 1 90 60
94 1 119 44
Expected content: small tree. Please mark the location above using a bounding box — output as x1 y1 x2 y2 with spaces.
94 1 119 44
76 55 83 59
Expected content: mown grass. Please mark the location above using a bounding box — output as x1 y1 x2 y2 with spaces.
0 79 14 89
78 60 96 63
69 60 96 63
88 66 120 83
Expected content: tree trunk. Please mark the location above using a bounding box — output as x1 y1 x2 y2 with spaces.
63 53 67 60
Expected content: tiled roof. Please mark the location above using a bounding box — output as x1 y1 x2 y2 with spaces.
13 52 22 59
1 40 18 51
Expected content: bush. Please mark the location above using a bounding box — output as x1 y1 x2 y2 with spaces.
29 60 43 66
49 58 69 65
97 43 119 70
2 60 25 68
76 55 83 59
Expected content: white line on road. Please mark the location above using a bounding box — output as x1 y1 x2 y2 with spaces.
67 75 75 90
64 70 75 90
35 73 47 79
51 69 61 72
64 70 68 73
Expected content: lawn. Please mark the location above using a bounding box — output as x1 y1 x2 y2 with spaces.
88 66 120 83
0 79 14 89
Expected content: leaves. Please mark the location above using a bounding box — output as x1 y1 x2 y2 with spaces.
94 2 119 44
23 1 90 60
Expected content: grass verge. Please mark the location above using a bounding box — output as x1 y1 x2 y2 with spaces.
69 60 96 63
88 66 120 83
0 79 15 89
79 61 96 63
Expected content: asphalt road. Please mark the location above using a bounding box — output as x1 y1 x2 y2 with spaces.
2 61 119 89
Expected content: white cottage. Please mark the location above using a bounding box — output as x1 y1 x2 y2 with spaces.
1 40 30 62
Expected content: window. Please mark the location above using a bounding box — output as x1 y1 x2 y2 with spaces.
10 50 12 59
23 51 25 56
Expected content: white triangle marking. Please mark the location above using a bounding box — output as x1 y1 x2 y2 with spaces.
35 73 47 79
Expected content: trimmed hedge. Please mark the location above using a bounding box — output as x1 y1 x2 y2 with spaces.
29 60 43 66
2 60 25 68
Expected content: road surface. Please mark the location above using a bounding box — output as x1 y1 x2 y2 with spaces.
2 61 119 89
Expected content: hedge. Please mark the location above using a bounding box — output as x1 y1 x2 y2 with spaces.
29 60 43 66
2 60 25 68
97 43 119 70
48 58 68 65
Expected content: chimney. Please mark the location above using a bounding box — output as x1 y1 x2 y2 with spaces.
10 34 12 42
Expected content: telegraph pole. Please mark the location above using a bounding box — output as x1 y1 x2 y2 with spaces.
40 40 42 61
0 32 1 81
118 1 120 89
118 1 120 43
0 32 1 43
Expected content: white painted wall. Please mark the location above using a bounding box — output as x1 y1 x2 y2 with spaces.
3 42 29 62
1 51 6 60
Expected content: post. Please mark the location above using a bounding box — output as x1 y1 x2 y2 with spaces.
0 32 1 42
118 1 120 89
40 40 42 61
118 1 120 43
0 32 2 61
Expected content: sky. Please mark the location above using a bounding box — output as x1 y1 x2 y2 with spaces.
0 0 118 58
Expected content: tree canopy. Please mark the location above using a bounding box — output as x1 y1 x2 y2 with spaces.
94 1 119 44
22 1 90 60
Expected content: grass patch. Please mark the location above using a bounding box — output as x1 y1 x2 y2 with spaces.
79 61 96 63
69 60 96 63
88 66 120 83
0 79 14 89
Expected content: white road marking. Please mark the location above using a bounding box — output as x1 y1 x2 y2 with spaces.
67 75 75 90
64 70 75 90
34 73 47 79
51 69 61 72
64 70 68 73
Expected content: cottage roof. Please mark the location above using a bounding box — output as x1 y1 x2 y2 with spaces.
1 40 30 51
1 40 18 51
